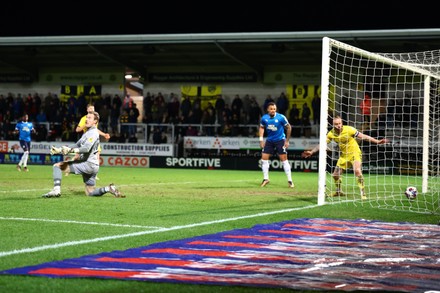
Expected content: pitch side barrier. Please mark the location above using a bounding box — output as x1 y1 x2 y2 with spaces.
0 138 320 171
1 138 424 172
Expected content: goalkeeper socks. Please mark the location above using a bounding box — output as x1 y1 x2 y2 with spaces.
53 165 62 188
282 160 292 182
88 187 106 197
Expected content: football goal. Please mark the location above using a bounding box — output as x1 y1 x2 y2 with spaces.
318 37 439 214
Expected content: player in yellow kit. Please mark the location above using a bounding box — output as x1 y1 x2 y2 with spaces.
75 104 110 179
302 115 388 199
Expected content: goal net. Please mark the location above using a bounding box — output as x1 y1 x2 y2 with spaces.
318 37 440 214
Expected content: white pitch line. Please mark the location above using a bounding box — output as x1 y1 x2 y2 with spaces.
0 204 320 258
0 180 256 194
0 188 47 194
0 217 163 229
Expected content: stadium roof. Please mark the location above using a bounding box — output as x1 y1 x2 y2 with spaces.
1 29 440 82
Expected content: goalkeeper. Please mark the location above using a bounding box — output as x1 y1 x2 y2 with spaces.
43 111 124 198
74 103 110 179
301 115 388 199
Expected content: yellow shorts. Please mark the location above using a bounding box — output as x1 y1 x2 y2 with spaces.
336 152 362 170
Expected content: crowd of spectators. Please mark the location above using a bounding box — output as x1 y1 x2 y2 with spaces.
0 91 324 144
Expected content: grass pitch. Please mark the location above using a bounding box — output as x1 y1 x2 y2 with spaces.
0 164 438 293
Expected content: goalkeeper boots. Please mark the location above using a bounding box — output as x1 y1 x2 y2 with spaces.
42 189 61 198
108 183 125 198
260 179 270 187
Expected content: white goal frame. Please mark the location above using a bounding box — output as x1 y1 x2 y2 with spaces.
318 37 439 214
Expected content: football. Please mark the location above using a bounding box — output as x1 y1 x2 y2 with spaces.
405 186 418 200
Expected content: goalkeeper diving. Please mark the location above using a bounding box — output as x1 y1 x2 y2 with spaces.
44 111 124 198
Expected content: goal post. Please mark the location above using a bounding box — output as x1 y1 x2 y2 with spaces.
318 37 440 214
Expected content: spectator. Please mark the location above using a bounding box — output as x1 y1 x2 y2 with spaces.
231 94 243 117
36 109 47 123
290 113 302 137
360 92 372 124
167 93 180 124
35 124 48 142
301 103 312 137
110 103 120 133
112 94 122 112
248 96 262 124
185 125 198 136
143 92 153 119
262 94 275 112
152 127 167 144
242 94 252 117
214 95 225 123
122 94 133 110
76 92 87 116
276 92 289 116
311 94 321 125
99 104 110 133
128 105 139 137
301 103 311 124
180 96 192 121
119 109 129 142
289 104 300 123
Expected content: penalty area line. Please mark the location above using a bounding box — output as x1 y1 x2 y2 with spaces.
0 204 320 258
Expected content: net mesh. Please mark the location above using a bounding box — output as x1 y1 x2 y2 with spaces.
323 38 440 214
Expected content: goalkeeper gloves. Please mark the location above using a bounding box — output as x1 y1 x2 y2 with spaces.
61 146 79 155
50 146 62 155
50 146 79 155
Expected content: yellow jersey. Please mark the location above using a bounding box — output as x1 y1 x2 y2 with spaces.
78 115 87 133
326 125 361 157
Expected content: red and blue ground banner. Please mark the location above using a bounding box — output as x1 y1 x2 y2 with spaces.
2 218 439 292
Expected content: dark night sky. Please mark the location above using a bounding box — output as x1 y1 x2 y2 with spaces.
1 4 438 37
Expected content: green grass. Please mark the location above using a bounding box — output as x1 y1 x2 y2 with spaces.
0 165 438 293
